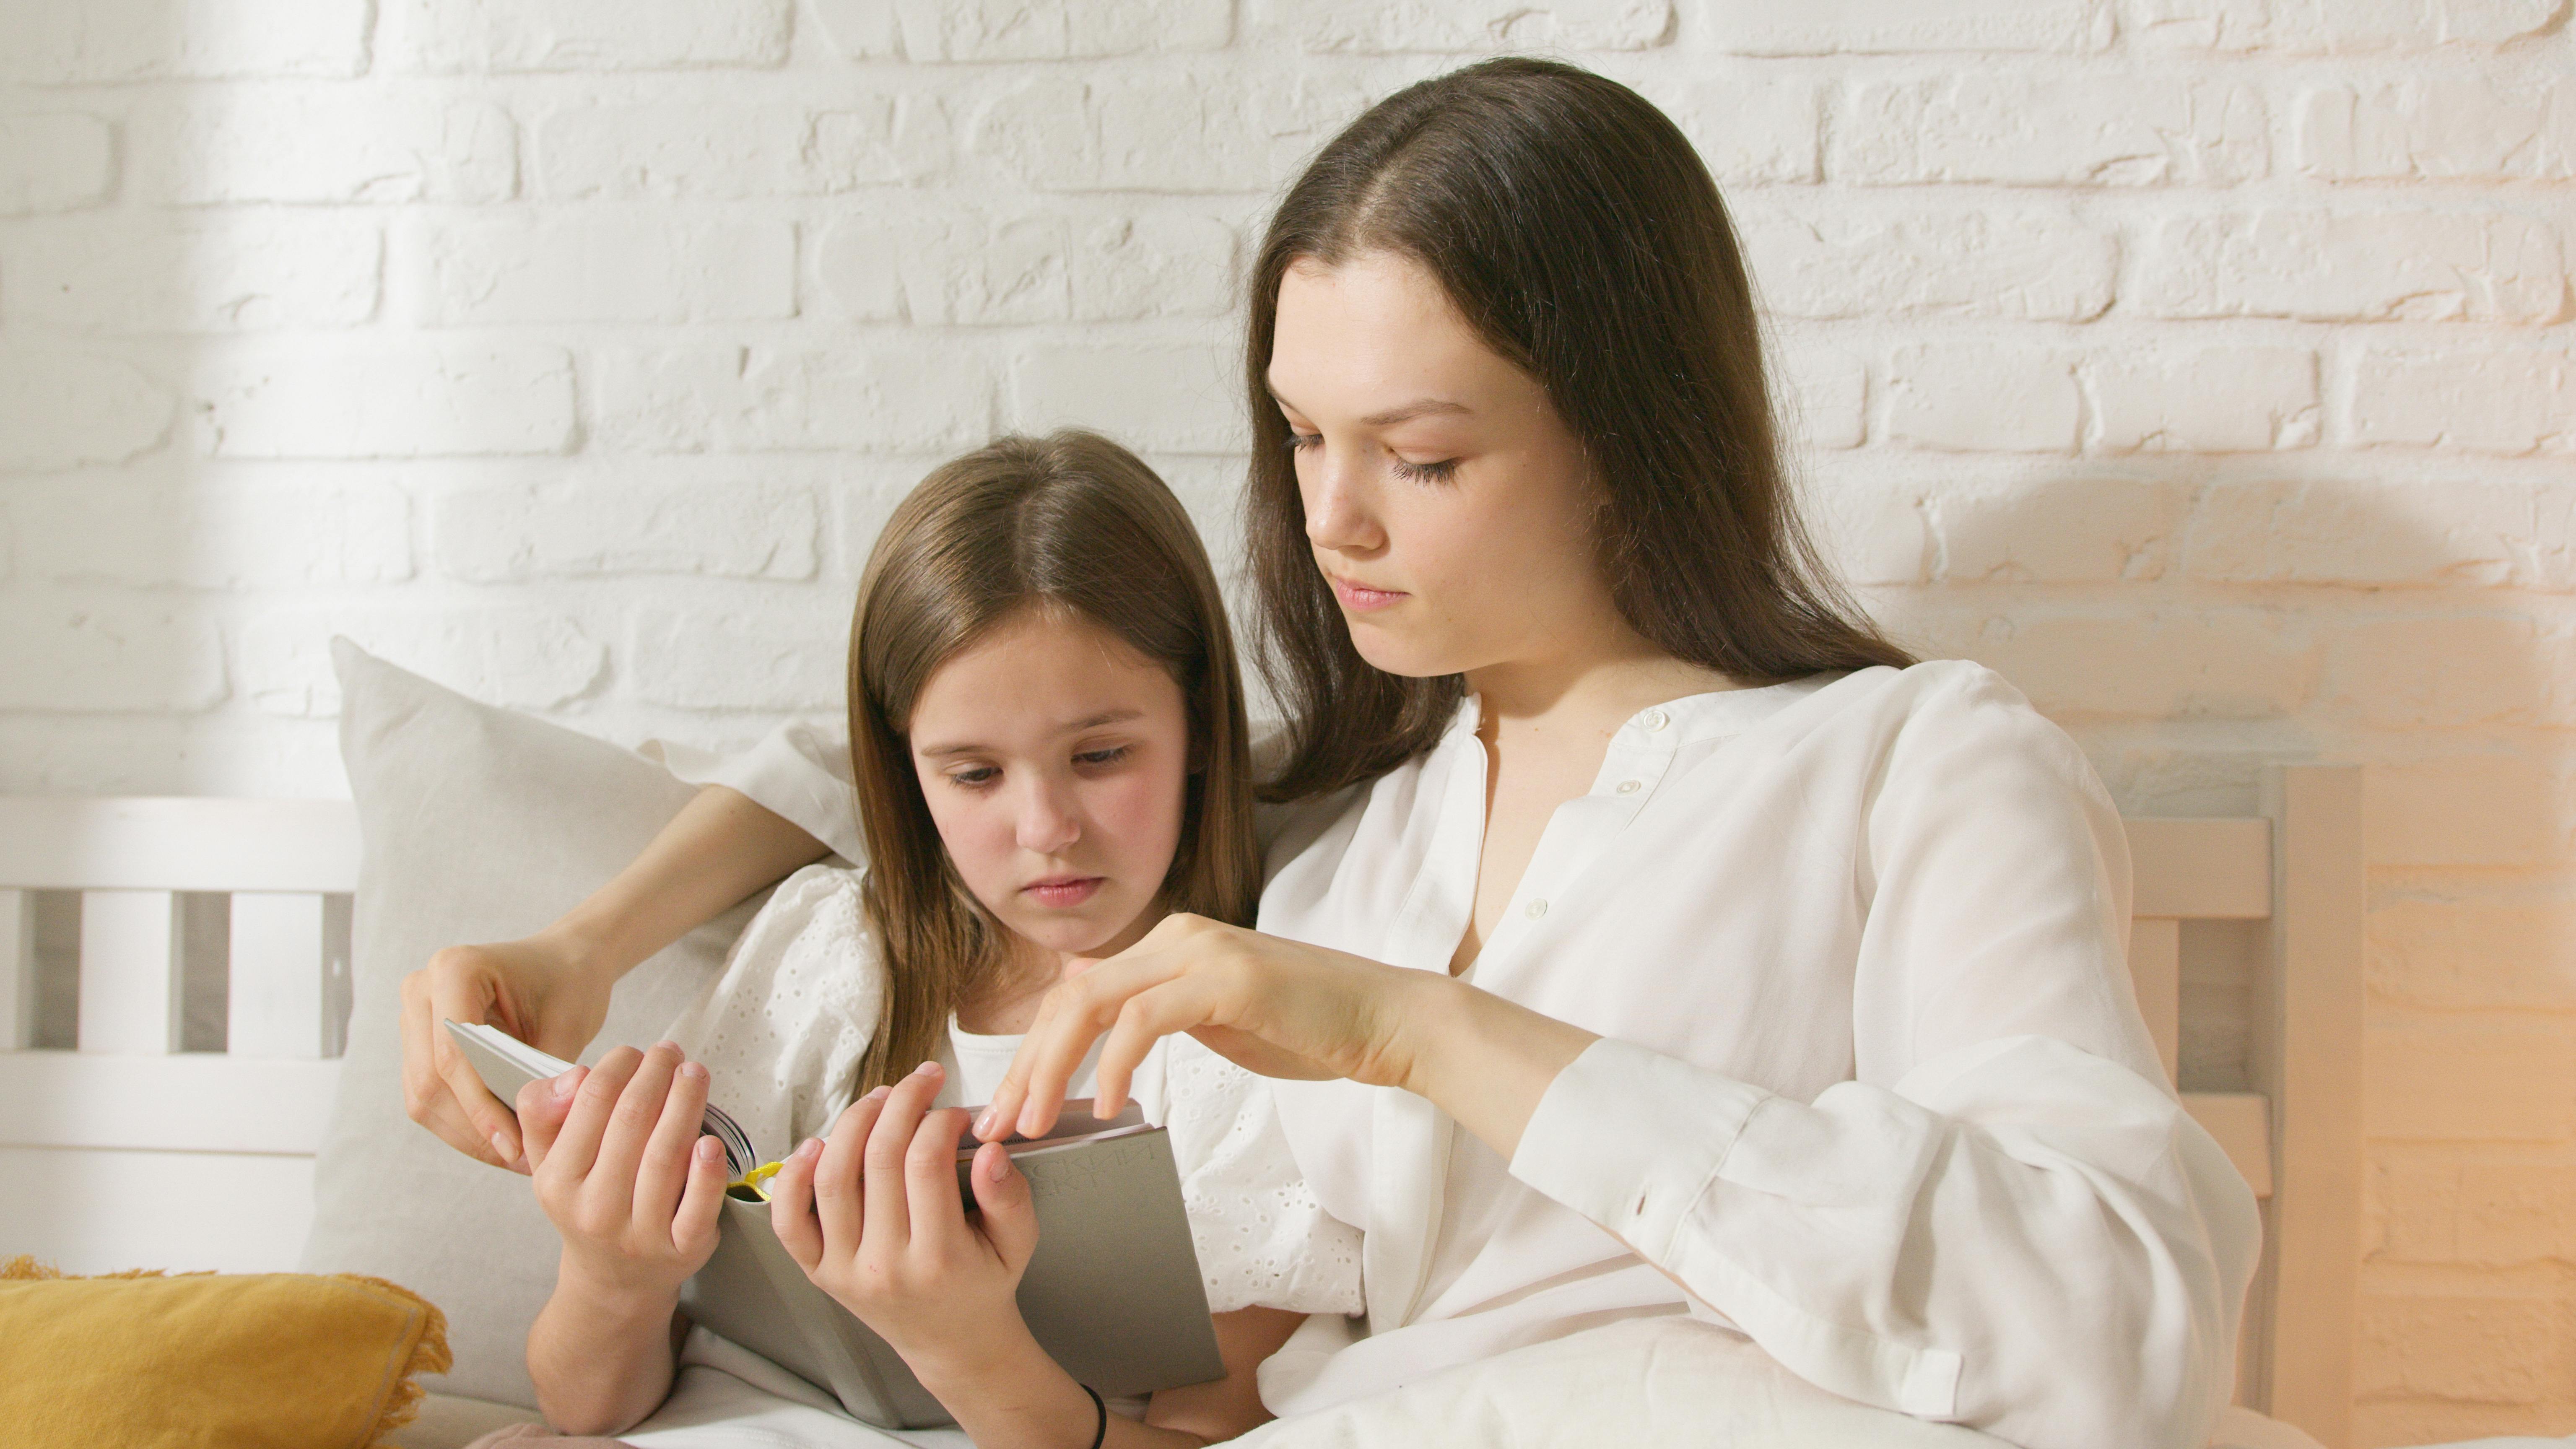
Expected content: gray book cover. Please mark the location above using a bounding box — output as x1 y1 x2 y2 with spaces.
445 1020 1225 1428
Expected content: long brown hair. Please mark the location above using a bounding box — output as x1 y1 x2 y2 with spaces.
1246 56 1913 801
844 430 1260 1096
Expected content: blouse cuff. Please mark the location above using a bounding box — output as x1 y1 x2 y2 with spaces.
1507 1036 1771 1261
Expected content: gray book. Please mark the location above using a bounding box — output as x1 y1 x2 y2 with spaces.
444 1020 1225 1428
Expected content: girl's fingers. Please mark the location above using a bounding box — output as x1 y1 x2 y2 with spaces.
634 1057 712 1227
814 1092 884 1258
592 1043 681 1201
514 1067 584 1174
903 1107 971 1248
767 1136 826 1273
546 1046 640 1184
968 1142 1039 1274
671 1134 729 1258
864 1066 943 1254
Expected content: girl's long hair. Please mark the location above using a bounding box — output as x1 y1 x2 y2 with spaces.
1245 56 1914 802
844 429 1259 1096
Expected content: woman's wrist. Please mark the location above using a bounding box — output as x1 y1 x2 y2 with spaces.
1400 972 1597 1160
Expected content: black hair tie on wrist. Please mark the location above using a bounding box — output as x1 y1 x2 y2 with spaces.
1082 1382 1107 1449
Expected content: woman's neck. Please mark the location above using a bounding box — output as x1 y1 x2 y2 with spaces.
1464 623 1737 743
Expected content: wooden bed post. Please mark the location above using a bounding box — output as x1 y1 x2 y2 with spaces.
2257 764 2366 1448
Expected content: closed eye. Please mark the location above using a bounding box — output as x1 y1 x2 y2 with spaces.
1075 745 1132 768
1391 456 1460 484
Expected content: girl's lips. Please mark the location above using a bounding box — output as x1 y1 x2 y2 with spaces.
1328 575 1408 612
1022 876 1104 908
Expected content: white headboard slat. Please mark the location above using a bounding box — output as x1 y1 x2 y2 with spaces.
228 892 331 1059
0 798 361 894
0 888 30 1051
75 889 182 1056
2129 817 2274 919
0 1052 341 1155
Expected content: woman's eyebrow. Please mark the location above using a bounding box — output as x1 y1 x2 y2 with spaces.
1264 382 1473 428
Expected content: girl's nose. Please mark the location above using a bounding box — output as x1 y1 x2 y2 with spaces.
1014 780 1081 855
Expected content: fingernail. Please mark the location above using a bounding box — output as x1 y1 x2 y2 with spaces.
490 1131 515 1163
679 1061 707 1081
696 1136 721 1162
912 1060 940 1078
656 1040 681 1053
973 1107 996 1138
550 1068 579 1098
865 1085 891 1102
799 1137 824 1160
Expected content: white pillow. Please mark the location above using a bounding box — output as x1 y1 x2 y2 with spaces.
298 639 767 1408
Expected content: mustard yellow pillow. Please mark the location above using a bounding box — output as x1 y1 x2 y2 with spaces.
0 1256 452 1449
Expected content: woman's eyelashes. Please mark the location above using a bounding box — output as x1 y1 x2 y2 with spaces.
1283 428 1462 485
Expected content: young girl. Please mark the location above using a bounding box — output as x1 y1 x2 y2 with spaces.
505 431 1357 1444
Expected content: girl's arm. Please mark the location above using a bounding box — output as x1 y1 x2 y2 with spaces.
402 784 831 1169
518 1043 732 1435
768 1066 1304 1449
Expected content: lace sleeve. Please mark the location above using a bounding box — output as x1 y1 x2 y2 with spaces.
1162 1037 1363 1317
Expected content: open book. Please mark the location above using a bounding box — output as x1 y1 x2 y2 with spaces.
444 1020 1224 1428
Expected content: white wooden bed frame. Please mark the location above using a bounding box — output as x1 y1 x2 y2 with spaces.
0 767 2366 1446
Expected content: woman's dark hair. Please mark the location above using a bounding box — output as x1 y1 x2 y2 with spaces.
845 429 1260 1095
1245 56 1914 801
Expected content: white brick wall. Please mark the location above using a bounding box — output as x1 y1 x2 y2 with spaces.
1 4 2569 1438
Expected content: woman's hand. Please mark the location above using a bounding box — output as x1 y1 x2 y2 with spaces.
977 914 1441 1142
520 1041 730 1304
767 1062 1042 1385
403 934 616 1171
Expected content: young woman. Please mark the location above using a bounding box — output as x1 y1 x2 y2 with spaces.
494 431 1354 1443
410 59 2259 1449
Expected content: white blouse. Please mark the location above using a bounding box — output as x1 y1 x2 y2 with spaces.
667 660 2261 1449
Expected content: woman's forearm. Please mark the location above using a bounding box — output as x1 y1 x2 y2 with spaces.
1399 973 1597 1162
545 784 831 985
527 1267 684 1436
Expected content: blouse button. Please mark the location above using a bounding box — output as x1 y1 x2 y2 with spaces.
1615 779 1641 795
1639 707 1670 732
1524 898 1549 919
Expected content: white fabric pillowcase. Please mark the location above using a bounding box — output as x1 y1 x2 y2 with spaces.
299 639 763 1408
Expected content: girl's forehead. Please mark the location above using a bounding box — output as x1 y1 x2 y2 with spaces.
908 610 1182 746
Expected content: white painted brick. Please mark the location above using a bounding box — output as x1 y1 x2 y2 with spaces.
1807 482 1931 587
2371 754 2565 867
1 214 382 332
2185 480 2576 591
1835 76 2265 185
627 606 844 711
1070 212 1239 322
1647 78 1822 185
2124 0 2561 51
808 0 902 58
594 344 995 454
0 349 174 471
972 72 1367 193
1950 608 2321 718
1008 339 1241 453
2132 210 2563 323
1737 206 2114 320
1278 0 1671 53
409 214 793 326
0 115 114 215
1885 345 2081 452
2371 896 2576 1013
2327 615 2569 729
891 0 1232 60
2358 1291 2560 1406
434 481 818 580
193 343 577 459
1931 479 2185 583
381 0 791 73
131 93 517 206
2084 348 2319 453
2298 78 2574 182
539 100 948 199
2367 1015 2576 1142
0 602 226 712
1 0 367 82
240 607 604 717
1771 341 1867 450
821 212 1068 325
20 480 412 589
1713 0 2110 54
2349 349 2576 454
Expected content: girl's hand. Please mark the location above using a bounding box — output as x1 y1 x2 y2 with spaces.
767 1062 1042 1383
520 1042 730 1303
977 913 1440 1142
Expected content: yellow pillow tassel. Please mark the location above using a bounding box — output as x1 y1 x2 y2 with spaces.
1 1254 453 1449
